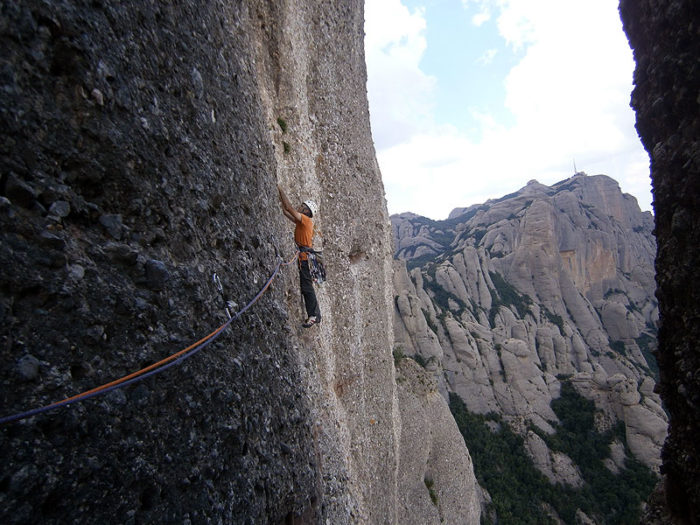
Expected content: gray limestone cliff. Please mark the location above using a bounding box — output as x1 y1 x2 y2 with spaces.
619 1 700 523
392 173 665 519
0 1 478 523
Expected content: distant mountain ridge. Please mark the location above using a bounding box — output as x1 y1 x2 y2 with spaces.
391 172 665 522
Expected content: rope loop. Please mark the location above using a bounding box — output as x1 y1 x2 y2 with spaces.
0 250 300 425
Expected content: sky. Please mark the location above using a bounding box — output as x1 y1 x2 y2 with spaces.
364 0 652 220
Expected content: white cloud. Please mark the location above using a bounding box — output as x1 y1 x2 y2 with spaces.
471 9 491 26
365 0 652 219
476 48 498 65
364 0 437 150
472 13 490 26
461 0 492 26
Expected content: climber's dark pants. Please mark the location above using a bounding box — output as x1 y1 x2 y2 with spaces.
299 260 320 319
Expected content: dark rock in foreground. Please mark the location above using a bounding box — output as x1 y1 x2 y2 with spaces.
620 0 700 523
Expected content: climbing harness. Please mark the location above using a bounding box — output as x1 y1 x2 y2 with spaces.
0 251 299 425
298 246 326 284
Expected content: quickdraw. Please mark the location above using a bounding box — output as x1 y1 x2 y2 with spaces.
308 251 326 284
213 273 236 319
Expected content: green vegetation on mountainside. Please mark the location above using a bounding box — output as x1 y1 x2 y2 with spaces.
488 271 533 327
449 382 657 525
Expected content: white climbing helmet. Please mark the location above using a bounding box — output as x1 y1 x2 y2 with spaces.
303 199 318 217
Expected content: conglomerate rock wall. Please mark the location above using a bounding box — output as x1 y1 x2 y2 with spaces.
619 1 700 523
0 1 321 522
0 1 479 524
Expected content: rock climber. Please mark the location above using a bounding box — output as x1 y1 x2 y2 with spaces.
278 185 321 328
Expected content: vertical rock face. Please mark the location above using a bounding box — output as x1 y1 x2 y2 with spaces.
0 1 479 523
0 2 320 522
395 359 480 525
619 1 700 523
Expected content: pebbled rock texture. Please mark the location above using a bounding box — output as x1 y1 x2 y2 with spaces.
619 0 700 523
0 1 481 524
0 1 320 523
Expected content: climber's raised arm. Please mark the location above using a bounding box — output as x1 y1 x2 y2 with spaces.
278 185 302 223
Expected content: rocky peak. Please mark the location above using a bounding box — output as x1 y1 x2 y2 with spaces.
393 173 665 520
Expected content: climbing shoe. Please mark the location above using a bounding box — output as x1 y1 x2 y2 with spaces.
302 316 319 328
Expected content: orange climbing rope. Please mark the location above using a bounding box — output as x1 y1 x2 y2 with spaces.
0 251 299 425
55 322 229 407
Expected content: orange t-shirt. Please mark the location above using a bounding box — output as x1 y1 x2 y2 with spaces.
295 214 314 260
